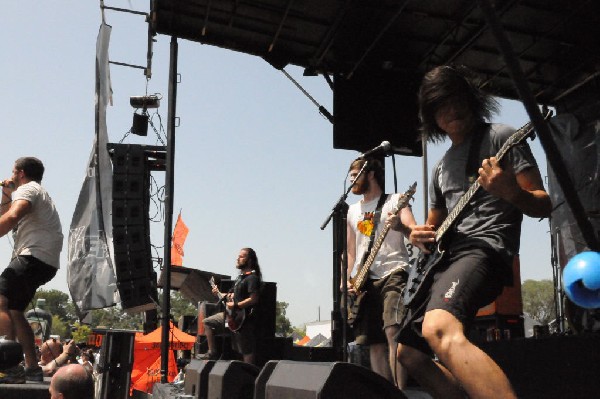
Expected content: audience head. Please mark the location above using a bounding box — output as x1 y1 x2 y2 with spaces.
49 364 94 399
40 338 63 365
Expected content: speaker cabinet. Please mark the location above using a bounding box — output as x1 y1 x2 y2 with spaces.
117 274 158 313
109 143 156 314
333 70 422 156
256 282 277 339
207 360 260 399
97 331 135 399
255 360 407 399
184 359 216 399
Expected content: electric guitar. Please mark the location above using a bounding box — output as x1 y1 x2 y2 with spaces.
209 276 246 332
347 182 417 325
403 112 552 311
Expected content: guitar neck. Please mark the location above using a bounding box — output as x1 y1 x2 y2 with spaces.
434 120 537 242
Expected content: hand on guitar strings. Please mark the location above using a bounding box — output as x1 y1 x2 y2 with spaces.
408 224 436 254
477 156 520 201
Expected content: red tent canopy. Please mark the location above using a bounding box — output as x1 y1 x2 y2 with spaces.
135 321 195 351
131 321 196 393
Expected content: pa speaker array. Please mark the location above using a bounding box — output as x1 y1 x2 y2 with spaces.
109 143 162 313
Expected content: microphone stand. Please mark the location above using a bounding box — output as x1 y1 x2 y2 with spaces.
321 161 369 362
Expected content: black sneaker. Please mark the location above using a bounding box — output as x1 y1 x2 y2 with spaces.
25 365 43 382
0 365 26 384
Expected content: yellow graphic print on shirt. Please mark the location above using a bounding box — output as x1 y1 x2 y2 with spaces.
357 211 375 237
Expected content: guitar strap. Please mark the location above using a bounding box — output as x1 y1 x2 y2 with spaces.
465 123 487 183
363 193 388 262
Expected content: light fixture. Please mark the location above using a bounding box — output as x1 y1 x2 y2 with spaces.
129 95 161 136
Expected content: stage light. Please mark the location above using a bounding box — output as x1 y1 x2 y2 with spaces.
130 95 160 109
129 95 160 136
131 112 149 136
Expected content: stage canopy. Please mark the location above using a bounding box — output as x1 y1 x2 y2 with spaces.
150 0 599 106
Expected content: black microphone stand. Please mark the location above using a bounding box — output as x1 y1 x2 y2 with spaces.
320 161 370 362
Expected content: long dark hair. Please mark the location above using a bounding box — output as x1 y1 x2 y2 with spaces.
418 65 499 143
242 247 262 280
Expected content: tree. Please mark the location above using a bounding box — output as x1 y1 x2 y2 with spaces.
30 289 76 324
169 291 198 322
51 315 69 339
521 279 556 325
71 322 93 344
91 306 144 330
275 301 293 336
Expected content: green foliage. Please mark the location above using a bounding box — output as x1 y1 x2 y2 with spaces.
30 289 76 323
275 301 293 336
522 279 556 325
51 315 69 340
71 322 92 344
91 306 144 330
169 291 198 322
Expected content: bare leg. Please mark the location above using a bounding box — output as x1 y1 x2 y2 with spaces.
422 309 516 399
385 326 407 389
0 295 15 340
10 310 36 368
369 342 393 381
397 342 464 399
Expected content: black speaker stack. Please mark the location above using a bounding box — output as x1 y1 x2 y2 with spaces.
97 330 136 399
109 143 165 313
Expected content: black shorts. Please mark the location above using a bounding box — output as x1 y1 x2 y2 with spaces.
0 255 57 311
396 248 506 354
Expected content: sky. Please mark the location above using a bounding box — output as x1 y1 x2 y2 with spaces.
1 1 556 327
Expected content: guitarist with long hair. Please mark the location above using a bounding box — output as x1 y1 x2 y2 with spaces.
202 247 262 365
395 65 552 399
345 157 416 388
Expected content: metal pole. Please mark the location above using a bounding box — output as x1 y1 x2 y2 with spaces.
477 0 600 252
161 35 178 383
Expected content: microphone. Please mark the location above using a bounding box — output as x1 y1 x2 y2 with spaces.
358 141 392 159
0 182 15 189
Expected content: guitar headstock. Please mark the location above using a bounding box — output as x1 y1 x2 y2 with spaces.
392 182 417 213
209 276 216 288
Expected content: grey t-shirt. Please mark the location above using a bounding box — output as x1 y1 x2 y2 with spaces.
12 181 63 268
429 123 538 270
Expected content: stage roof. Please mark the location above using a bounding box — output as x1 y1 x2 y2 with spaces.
150 0 599 106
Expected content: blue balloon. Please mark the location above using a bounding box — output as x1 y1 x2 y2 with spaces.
563 251 600 309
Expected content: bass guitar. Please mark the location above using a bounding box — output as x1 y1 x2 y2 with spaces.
403 112 552 310
209 276 246 332
347 182 417 325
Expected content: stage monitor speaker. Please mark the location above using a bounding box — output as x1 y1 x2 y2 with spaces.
184 359 216 399
253 360 278 399
207 360 260 399
97 330 135 399
333 70 422 156
256 360 407 399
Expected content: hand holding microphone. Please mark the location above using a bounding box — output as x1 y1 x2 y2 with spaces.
0 181 15 189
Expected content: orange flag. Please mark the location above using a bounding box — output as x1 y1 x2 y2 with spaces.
170 213 189 266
